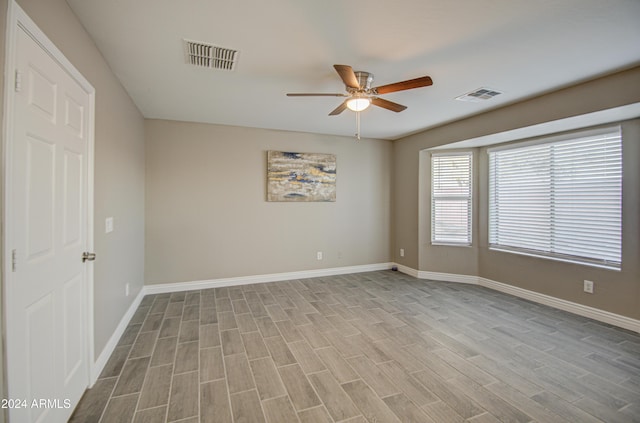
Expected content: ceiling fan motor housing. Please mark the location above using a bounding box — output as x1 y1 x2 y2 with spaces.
352 71 373 91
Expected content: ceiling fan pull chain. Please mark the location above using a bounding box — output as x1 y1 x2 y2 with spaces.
355 110 361 140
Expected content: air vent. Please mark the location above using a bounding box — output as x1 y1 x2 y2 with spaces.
456 87 502 102
184 39 238 71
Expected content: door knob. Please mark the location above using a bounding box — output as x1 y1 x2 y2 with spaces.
82 252 96 262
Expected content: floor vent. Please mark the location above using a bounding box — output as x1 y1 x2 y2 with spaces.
456 87 502 102
184 39 238 71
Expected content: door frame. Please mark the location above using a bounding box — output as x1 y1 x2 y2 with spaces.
2 0 96 402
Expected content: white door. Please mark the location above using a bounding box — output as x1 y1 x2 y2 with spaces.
6 22 93 423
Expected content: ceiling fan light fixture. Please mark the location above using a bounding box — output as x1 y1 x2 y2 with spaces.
346 97 371 112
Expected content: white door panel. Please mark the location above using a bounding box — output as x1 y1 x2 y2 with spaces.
63 274 84 382
25 134 56 261
26 293 56 423
64 94 84 138
62 149 83 248
27 64 57 122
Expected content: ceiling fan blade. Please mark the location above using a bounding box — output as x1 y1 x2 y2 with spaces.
333 64 360 89
371 97 407 112
287 93 346 97
373 76 433 94
329 100 348 116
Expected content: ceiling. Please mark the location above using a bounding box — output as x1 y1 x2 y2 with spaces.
65 0 640 140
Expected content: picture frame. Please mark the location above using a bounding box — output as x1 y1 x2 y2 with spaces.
267 151 336 202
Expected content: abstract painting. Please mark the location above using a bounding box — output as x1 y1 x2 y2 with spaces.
267 151 336 202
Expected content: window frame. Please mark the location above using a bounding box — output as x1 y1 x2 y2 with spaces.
487 126 622 270
430 151 473 246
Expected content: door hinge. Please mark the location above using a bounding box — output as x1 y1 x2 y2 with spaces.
11 249 17 272
15 69 22 92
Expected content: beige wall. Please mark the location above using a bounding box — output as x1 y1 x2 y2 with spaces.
1 0 146 365
145 120 392 284
395 67 640 319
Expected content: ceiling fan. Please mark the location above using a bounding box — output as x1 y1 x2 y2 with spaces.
286 64 433 116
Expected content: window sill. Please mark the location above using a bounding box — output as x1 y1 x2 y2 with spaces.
488 247 621 271
431 242 473 247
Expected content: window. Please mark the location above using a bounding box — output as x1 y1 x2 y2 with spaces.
488 127 622 268
431 152 472 245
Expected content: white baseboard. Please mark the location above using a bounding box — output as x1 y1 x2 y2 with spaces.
419 270 481 285
394 264 420 278
144 263 394 295
90 287 145 385
397 265 640 333
478 277 640 333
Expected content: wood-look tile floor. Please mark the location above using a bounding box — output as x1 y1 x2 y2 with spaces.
70 271 640 422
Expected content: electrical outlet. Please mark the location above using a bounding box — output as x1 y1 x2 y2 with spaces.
125 283 130 296
317 251 323 260
337 251 342 259
583 280 594 294
400 248 405 257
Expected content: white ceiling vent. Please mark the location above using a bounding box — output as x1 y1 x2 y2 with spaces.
183 39 238 71
456 87 502 102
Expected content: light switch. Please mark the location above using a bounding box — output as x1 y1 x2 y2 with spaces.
105 217 114 233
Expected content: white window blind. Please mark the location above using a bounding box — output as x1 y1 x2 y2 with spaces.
431 152 472 245
488 127 622 268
